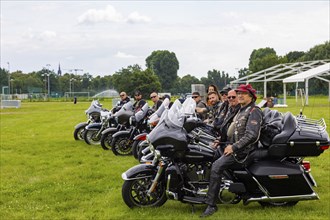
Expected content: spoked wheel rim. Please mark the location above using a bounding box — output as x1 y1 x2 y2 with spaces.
74 127 85 140
86 129 101 145
101 134 112 150
114 137 133 155
129 177 165 207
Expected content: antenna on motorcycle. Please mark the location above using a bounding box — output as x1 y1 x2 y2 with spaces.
297 108 305 119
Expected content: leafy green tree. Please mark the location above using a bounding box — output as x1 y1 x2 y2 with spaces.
130 68 161 98
146 50 179 91
248 47 280 73
173 75 200 94
285 51 305 62
112 64 161 98
301 41 330 61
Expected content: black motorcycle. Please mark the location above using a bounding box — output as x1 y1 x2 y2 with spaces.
73 100 103 140
121 98 329 209
131 98 171 160
111 103 152 156
100 102 134 150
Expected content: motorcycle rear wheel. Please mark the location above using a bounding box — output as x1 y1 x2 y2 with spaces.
258 201 298 207
84 128 101 145
111 136 133 156
74 126 85 141
122 177 167 208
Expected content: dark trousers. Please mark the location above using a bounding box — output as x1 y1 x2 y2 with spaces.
205 154 238 206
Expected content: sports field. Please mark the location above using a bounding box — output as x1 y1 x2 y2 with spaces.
1 96 329 219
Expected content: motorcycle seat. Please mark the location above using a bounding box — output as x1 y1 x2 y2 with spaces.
272 112 297 144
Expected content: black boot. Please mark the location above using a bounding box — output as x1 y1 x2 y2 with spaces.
200 205 218 218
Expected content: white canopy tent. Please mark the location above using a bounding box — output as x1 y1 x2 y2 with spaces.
283 63 330 105
230 60 330 106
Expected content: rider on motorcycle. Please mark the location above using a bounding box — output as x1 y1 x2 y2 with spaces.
201 84 263 218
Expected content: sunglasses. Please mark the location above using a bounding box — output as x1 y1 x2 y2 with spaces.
150 96 156 99
192 96 198 99
221 93 228 96
228 96 236 99
120 94 125 97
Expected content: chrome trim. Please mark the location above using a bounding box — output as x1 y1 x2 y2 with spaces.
251 176 270 197
244 192 319 205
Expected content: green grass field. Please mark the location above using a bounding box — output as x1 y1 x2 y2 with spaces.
1 97 329 220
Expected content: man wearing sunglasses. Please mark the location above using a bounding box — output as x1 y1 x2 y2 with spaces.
212 90 241 156
133 91 147 113
150 92 163 112
112 91 131 114
192 92 207 120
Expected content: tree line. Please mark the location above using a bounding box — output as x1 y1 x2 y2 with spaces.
0 41 329 98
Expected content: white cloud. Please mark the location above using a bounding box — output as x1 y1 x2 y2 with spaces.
126 11 151 24
77 5 150 25
115 51 136 59
77 5 124 24
240 22 264 34
22 28 56 41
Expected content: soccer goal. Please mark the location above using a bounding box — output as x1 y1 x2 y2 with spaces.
64 92 90 100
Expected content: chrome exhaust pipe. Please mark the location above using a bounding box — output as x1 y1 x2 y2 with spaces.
244 192 319 205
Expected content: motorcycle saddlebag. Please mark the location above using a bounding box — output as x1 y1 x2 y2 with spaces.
249 160 314 197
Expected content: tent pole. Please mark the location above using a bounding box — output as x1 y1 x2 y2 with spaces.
283 83 287 105
305 79 309 106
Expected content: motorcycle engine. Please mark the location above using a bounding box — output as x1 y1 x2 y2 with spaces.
180 163 212 195
218 180 240 204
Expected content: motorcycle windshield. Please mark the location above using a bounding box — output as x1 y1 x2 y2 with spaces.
134 103 149 122
85 100 102 114
148 98 170 125
114 102 133 117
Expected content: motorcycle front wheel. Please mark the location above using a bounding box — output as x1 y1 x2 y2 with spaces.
73 125 85 141
100 132 114 150
111 135 133 156
122 177 167 208
84 128 101 145
132 140 143 159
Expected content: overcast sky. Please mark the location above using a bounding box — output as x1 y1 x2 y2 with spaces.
1 1 329 78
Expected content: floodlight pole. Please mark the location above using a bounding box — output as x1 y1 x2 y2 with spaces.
46 64 51 97
7 62 10 96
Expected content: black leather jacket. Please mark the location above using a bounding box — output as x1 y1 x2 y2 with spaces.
231 102 263 155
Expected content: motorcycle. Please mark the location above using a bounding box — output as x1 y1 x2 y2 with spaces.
138 103 217 162
121 98 329 209
131 98 170 160
73 100 103 140
111 103 153 156
100 102 134 150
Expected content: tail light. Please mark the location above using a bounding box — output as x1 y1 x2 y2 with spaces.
138 135 147 141
320 145 329 150
302 161 311 172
